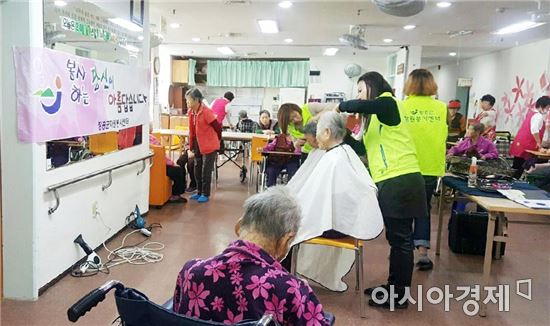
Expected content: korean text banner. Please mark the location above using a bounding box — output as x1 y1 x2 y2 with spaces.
13 47 150 143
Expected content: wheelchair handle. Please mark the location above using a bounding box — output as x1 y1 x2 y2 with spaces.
67 280 123 322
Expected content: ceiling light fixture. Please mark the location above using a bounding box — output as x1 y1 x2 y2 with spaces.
284 38 293 43
217 47 235 55
449 52 457 56
279 1 293 8
109 18 143 32
323 48 339 56
383 38 393 43
192 37 201 42
258 20 279 34
493 21 545 35
137 35 144 41
54 0 67 7
403 24 416 30
170 23 181 29
437 2 452 8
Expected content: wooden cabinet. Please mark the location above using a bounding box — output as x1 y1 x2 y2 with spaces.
172 59 189 84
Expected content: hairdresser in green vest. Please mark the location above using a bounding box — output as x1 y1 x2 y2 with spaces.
277 102 336 162
401 69 448 272
338 71 427 310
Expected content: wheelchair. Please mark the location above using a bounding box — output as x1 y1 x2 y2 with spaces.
67 280 279 326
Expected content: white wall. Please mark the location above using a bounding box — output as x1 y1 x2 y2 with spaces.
1 0 42 300
308 54 388 100
430 39 550 135
1 1 152 298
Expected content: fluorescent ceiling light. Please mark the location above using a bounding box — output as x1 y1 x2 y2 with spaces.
192 37 201 42
109 18 143 32
121 44 140 52
449 52 457 56
493 21 545 35
217 47 235 55
284 38 293 43
54 0 67 7
403 24 416 30
137 35 144 41
323 48 339 56
170 23 181 29
279 1 293 8
258 20 279 34
437 2 452 8
383 38 393 43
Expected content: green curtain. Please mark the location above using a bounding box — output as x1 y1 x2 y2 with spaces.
207 60 309 87
188 58 196 86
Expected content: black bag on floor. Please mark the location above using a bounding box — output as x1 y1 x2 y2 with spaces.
448 202 506 256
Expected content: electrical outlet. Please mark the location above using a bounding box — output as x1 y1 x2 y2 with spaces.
92 201 99 217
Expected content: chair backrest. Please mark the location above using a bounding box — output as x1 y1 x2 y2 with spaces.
495 131 512 141
89 132 118 155
251 136 269 163
170 115 189 130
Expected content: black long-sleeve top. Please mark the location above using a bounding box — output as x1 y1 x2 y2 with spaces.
339 97 401 126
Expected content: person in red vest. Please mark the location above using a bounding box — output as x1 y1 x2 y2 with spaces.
186 88 222 203
510 96 550 178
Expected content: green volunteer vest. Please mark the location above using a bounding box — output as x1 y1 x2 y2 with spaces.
288 104 313 153
401 95 448 176
363 92 420 183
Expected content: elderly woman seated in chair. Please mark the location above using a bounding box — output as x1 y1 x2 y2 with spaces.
286 112 383 291
447 123 499 160
172 186 333 326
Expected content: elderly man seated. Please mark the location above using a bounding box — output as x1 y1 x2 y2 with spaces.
172 186 333 325
287 111 384 291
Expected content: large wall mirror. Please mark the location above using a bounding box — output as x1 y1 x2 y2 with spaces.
43 0 147 170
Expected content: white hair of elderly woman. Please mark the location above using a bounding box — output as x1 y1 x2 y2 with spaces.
317 111 347 142
240 186 301 240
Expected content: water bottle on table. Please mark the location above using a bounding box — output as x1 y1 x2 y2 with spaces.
468 156 478 188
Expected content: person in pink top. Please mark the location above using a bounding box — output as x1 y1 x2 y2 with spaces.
510 96 550 178
149 127 187 203
210 91 235 128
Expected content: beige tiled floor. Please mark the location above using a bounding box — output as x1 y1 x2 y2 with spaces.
1 164 549 325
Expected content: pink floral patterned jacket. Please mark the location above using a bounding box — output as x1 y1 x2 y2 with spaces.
173 240 330 326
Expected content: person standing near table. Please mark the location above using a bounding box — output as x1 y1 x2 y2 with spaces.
211 91 234 128
186 88 222 203
510 96 550 178
337 71 427 309
401 69 448 271
474 94 497 140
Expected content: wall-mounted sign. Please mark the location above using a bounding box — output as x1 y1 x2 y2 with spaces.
13 47 150 143
61 16 118 43
457 77 473 87
54 7 138 45
396 63 405 75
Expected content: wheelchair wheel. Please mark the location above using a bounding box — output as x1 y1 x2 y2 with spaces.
240 166 247 183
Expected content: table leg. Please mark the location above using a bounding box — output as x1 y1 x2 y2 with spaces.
479 212 497 317
494 213 505 260
436 183 446 256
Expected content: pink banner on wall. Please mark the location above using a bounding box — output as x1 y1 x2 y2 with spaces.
13 47 150 143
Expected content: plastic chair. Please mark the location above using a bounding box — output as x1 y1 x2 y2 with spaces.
291 236 366 318
248 136 269 192
67 280 279 326
149 145 172 207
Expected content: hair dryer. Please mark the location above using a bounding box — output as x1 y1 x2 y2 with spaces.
74 234 101 273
